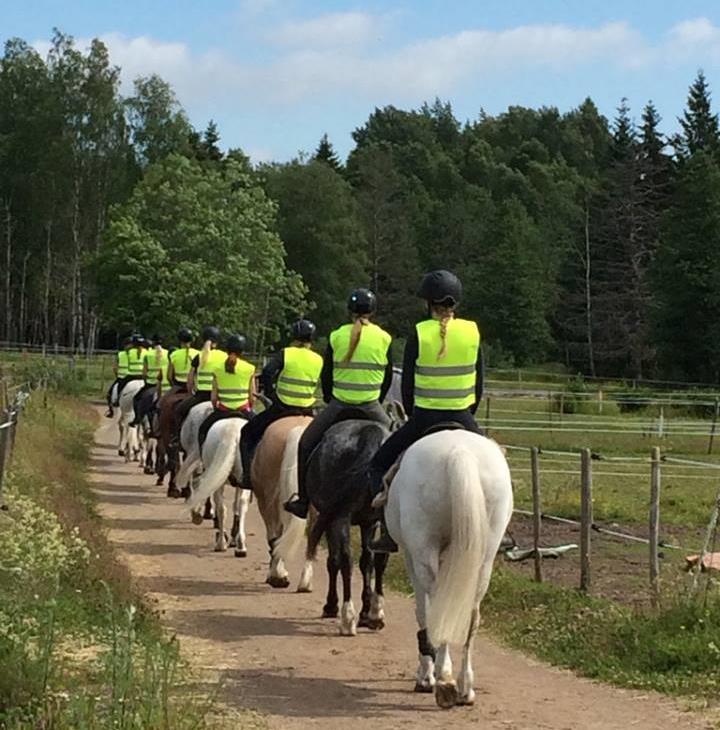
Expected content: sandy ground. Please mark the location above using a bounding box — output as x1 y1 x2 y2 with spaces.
90 413 714 730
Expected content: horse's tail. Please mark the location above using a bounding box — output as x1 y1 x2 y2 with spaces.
186 422 240 512
176 447 201 489
306 510 330 561
273 425 307 564
427 446 487 647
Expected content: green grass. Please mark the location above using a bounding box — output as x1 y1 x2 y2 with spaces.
0 392 252 729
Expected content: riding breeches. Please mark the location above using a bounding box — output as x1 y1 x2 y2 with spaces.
296 399 390 501
172 391 212 438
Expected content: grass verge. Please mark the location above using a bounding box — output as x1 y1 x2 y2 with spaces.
0 392 257 729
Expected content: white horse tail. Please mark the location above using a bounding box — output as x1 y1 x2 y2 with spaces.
186 426 237 512
427 446 487 647
273 425 306 564
176 449 201 489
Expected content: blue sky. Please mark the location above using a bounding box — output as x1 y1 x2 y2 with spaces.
3 1 720 162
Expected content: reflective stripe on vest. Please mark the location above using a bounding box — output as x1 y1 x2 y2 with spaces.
170 347 199 382
117 350 129 377
215 359 255 410
414 318 480 410
127 347 146 375
276 346 323 408
145 347 168 385
196 349 227 391
329 322 391 404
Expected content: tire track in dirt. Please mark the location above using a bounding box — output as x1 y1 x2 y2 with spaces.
90 413 713 729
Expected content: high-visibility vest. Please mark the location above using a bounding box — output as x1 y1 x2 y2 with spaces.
117 350 129 377
170 346 199 383
196 349 227 392
414 318 480 410
127 347 146 376
276 346 323 408
144 347 169 390
214 359 255 410
330 322 391 404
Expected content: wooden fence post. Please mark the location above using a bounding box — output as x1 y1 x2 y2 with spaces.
649 446 661 607
708 398 719 455
580 448 593 592
485 396 491 434
531 447 543 583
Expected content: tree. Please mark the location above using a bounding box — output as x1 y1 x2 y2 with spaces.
263 159 367 334
314 133 342 173
676 70 720 158
95 154 306 344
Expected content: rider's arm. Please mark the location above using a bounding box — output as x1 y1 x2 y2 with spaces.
401 331 418 416
379 342 394 403
470 345 484 415
142 355 149 381
187 354 199 392
260 351 284 400
321 344 334 403
247 373 255 410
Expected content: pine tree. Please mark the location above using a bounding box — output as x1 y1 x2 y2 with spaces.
201 120 223 163
676 70 720 157
314 133 342 173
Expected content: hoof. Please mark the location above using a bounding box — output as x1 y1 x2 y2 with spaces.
365 617 385 631
414 682 434 694
266 575 290 589
118 449 124 457
339 625 357 637
234 548 247 558
144 465 154 475
191 511 204 526
167 485 181 498
296 584 313 594
180 486 191 499
435 682 458 709
214 545 228 553
321 607 338 619
456 691 475 706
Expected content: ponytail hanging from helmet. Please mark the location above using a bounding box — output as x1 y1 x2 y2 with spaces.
434 305 455 360
225 352 238 374
200 340 212 367
342 315 369 364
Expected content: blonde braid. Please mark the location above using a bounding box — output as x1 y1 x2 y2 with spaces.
433 305 455 360
342 315 370 363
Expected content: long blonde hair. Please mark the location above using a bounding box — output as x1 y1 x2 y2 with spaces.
431 305 455 360
342 315 370 364
199 339 213 367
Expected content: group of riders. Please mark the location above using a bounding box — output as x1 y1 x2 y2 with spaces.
106 269 483 554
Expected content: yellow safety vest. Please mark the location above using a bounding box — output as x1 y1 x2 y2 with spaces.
144 347 169 390
117 350 129 377
276 346 323 408
330 322 391 404
196 349 227 392
170 346 199 383
414 318 480 410
127 347 146 376
214 359 255 410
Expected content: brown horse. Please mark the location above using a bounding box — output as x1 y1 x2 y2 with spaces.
250 415 314 590
155 389 188 496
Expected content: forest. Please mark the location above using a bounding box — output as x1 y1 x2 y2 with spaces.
2 30 720 382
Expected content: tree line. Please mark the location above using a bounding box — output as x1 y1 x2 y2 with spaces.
2 31 720 382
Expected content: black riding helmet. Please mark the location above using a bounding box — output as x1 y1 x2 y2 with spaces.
226 333 247 354
417 270 462 307
151 333 163 346
130 332 144 346
291 318 316 342
177 326 193 343
201 325 220 343
347 288 377 315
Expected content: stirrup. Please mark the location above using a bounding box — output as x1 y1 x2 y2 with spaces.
370 521 398 554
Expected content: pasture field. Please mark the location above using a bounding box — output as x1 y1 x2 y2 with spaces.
0 391 255 729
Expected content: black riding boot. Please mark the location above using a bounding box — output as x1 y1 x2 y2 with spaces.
370 510 398 554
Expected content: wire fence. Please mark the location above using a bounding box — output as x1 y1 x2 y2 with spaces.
0 378 33 511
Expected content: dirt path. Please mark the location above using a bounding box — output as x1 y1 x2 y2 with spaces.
90 414 712 730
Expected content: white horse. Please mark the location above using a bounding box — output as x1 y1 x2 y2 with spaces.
386 431 513 709
118 380 145 461
185 417 251 554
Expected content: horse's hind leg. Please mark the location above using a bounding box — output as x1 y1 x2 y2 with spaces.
322 522 341 619
336 519 356 636
368 549 388 631
408 556 436 694
231 487 250 558
358 525 376 629
213 487 228 552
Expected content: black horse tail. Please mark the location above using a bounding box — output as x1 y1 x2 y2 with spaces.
304 421 385 561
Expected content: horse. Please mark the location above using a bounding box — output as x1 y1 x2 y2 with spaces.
138 396 161 477
154 389 189 495
252 416 314 591
385 430 513 709
174 401 214 498
184 417 251 555
300 418 391 637
117 380 145 462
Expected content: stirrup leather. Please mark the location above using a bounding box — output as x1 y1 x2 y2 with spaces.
371 462 400 509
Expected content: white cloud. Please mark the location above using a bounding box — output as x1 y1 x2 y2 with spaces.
271 12 383 49
666 17 720 63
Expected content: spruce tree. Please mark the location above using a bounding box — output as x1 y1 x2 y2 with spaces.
314 133 343 173
676 70 720 157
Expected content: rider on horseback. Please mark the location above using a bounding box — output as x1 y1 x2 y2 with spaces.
368 270 484 553
167 327 198 391
284 289 394 519
130 335 168 427
239 318 323 488
105 336 131 417
114 332 147 404
197 333 255 449
170 325 225 446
